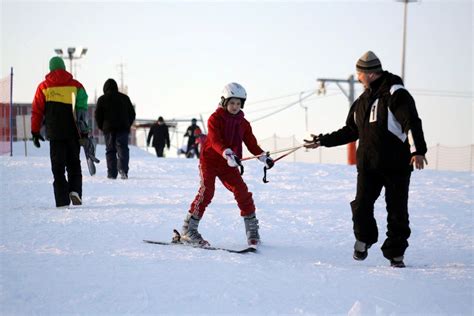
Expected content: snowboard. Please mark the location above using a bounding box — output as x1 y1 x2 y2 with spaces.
81 136 100 176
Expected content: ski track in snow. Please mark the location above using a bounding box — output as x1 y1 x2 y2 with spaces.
0 142 472 315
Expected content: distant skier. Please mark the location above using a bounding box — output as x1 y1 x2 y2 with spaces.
31 56 89 208
304 51 428 268
179 82 274 247
183 118 201 158
195 132 207 154
147 116 170 157
95 78 136 179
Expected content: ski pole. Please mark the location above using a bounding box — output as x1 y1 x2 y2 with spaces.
241 144 308 162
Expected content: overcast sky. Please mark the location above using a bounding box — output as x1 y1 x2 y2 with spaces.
1 0 472 146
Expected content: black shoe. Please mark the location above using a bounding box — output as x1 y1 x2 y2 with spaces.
390 257 406 268
69 192 82 206
353 240 371 261
119 170 128 180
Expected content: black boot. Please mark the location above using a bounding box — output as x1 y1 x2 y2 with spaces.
353 240 371 261
390 256 406 268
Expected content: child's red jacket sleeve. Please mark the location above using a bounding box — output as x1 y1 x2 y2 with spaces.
207 112 227 156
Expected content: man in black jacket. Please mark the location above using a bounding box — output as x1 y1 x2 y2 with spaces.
305 51 427 268
147 116 170 157
95 78 136 179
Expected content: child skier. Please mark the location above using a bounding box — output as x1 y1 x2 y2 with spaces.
181 82 274 247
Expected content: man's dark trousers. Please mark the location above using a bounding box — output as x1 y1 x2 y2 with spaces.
104 131 130 178
350 170 411 259
154 145 165 157
50 139 82 207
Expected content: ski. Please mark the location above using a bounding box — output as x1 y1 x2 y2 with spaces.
143 229 257 254
143 239 257 254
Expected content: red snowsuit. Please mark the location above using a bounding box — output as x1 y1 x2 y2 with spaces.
189 107 264 218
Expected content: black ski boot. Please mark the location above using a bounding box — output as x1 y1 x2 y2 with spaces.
390 256 406 268
353 240 371 261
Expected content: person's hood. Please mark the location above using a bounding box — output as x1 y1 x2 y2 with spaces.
103 78 119 94
49 56 66 71
45 69 73 85
370 71 404 96
384 71 404 87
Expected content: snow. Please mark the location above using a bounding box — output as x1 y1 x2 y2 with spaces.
1 141 472 315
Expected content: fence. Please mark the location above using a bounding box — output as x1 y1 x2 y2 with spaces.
0 68 13 156
244 135 474 172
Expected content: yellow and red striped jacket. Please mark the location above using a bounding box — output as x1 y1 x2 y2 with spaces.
32 69 88 140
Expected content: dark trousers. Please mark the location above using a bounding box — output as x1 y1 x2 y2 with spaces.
350 170 411 259
186 141 199 158
104 132 130 178
154 145 165 157
49 139 82 207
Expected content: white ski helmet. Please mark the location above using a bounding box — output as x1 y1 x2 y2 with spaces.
221 82 247 108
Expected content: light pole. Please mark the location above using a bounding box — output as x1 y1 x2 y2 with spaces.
54 47 88 76
397 0 418 82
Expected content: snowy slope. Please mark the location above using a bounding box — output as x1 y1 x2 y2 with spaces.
0 142 472 315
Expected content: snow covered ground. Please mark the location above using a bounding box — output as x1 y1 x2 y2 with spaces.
1 141 472 315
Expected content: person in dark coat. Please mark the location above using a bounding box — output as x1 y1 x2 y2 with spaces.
147 116 170 157
31 56 89 208
95 78 136 179
305 51 427 268
183 118 202 158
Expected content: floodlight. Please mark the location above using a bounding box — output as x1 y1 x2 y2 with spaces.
317 80 326 95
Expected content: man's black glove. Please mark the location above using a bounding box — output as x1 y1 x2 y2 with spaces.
304 134 322 149
32 132 45 148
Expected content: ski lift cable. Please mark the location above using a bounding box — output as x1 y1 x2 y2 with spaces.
249 91 341 123
171 88 318 121
245 91 344 115
245 88 316 106
172 88 345 123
